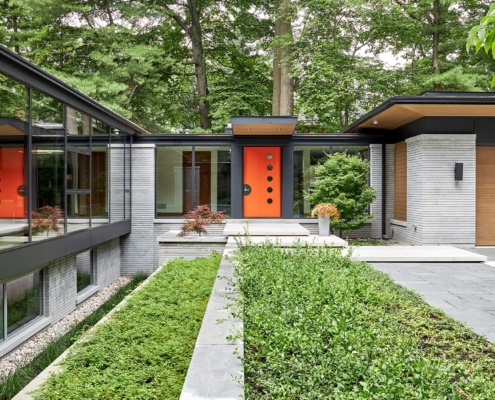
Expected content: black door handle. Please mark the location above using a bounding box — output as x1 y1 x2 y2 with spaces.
243 184 252 196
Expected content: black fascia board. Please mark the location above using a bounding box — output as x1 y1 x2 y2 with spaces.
341 94 495 134
0 45 149 136
0 220 131 282
134 133 384 145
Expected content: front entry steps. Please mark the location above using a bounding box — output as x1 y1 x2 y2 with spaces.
223 221 347 248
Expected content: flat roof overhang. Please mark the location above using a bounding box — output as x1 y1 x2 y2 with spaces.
343 92 495 133
231 116 298 136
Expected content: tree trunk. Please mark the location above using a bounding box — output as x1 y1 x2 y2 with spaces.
188 0 211 130
432 0 441 91
272 2 282 116
272 0 294 116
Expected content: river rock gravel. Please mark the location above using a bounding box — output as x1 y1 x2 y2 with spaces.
0 277 131 381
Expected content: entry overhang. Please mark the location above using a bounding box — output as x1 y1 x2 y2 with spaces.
231 116 297 136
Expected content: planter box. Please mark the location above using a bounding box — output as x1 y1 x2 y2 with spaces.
158 230 228 265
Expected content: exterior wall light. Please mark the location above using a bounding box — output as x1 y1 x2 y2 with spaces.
455 163 463 181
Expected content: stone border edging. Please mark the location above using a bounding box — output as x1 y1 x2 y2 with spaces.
12 268 164 400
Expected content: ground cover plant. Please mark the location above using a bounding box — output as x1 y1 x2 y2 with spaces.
0 274 147 400
32 254 221 400
232 242 495 399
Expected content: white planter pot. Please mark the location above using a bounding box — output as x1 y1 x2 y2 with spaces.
318 215 330 236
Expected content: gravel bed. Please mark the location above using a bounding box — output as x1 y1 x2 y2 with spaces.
0 277 131 381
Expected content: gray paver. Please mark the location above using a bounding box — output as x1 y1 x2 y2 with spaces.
371 261 495 342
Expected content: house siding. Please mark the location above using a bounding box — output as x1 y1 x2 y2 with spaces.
390 134 476 246
370 144 382 239
121 144 156 276
385 144 395 238
96 238 121 288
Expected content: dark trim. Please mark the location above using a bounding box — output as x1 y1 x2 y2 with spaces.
281 144 294 218
133 133 383 146
342 95 495 134
231 143 243 218
0 220 130 282
0 46 147 136
381 143 386 238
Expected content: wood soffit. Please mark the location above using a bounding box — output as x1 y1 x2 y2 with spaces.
359 104 495 131
232 123 296 136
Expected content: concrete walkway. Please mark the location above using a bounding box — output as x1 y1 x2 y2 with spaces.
371 261 495 342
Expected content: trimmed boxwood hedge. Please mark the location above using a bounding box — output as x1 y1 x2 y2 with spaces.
232 241 495 399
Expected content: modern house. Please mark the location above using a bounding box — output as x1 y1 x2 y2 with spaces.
1 44 495 355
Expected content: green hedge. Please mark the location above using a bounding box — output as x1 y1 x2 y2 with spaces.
233 242 495 399
33 253 220 400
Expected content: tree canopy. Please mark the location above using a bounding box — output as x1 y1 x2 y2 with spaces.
2 0 494 133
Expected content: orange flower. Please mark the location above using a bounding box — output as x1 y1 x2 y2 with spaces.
311 203 341 220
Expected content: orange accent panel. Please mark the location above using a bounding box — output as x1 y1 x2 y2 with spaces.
0 147 25 218
243 147 281 218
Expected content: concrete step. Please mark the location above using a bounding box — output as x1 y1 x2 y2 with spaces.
223 222 310 236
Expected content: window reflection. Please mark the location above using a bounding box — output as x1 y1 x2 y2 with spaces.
6 271 43 336
0 74 28 251
32 90 65 240
156 146 231 217
293 145 369 217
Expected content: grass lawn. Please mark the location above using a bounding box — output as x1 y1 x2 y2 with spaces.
32 253 221 400
232 241 495 399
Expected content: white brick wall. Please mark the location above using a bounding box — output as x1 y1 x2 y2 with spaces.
121 144 156 276
385 144 395 238
370 144 382 239
390 134 476 246
44 255 77 323
96 238 121 287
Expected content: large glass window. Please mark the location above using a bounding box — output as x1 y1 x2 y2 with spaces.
92 119 110 226
32 90 65 240
76 250 94 293
66 108 91 232
156 146 231 217
0 74 29 251
293 145 369 218
4 271 43 338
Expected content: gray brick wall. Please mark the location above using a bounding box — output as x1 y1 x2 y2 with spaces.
370 144 382 239
96 238 121 287
391 134 476 246
44 255 77 323
385 144 395 238
121 144 156 276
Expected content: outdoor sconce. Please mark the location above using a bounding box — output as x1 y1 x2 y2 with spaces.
454 163 463 181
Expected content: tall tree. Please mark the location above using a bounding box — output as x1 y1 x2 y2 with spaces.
272 0 294 116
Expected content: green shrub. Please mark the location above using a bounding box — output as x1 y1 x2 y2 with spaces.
305 152 376 235
232 242 495 399
33 254 220 400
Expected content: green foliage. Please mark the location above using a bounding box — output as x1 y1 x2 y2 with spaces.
467 2 495 87
31 205 64 237
232 242 495 399
180 205 226 236
305 152 376 234
33 254 220 400
0 274 147 400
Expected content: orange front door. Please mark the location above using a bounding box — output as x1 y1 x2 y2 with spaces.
0 147 25 218
243 147 281 218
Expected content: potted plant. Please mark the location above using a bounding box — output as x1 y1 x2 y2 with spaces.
311 203 340 236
